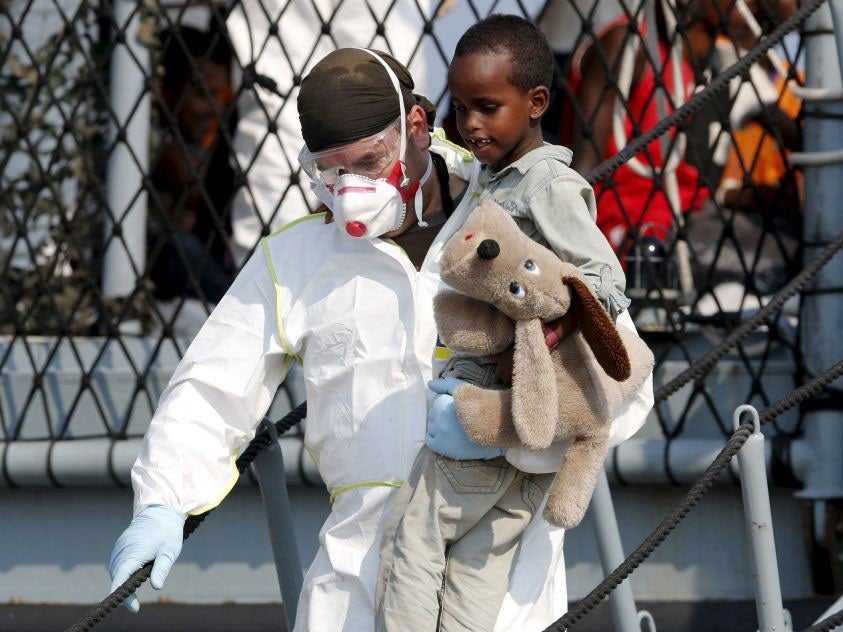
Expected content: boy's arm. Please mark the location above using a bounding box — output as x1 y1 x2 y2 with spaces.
527 173 630 321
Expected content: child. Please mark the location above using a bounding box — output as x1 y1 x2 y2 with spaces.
375 14 640 632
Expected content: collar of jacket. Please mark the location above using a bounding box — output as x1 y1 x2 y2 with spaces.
481 143 574 183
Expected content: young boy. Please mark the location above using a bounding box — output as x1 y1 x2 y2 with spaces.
375 14 641 632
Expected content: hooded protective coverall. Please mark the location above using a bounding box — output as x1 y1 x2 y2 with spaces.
132 135 654 631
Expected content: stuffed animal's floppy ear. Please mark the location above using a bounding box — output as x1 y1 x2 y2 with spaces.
511 318 559 450
434 291 515 355
563 275 631 381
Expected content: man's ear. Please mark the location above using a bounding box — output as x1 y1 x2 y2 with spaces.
407 104 431 148
528 86 550 120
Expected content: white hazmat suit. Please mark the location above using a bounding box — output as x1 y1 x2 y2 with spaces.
132 137 654 630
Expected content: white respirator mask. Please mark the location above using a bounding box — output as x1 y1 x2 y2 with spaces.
298 48 432 239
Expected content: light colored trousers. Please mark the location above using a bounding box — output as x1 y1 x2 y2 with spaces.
376 446 553 632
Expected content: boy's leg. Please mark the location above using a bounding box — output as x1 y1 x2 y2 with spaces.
438 472 555 632
375 447 433 628
376 447 515 632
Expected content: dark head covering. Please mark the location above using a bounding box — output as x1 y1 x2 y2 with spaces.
298 48 436 152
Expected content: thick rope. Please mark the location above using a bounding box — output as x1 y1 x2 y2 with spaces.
544 359 843 632
654 223 843 404
800 608 843 632
64 401 307 632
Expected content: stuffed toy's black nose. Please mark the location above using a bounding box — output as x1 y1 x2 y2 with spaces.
477 239 500 260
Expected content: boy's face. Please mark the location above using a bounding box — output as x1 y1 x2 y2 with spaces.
448 51 547 171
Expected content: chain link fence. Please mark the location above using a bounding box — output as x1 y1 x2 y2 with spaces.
0 0 810 481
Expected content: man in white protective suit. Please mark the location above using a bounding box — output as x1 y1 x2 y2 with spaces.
107 48 653 631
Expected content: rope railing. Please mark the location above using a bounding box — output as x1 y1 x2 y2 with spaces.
546 357 843 631
64 401 307 632
653 221 843 405
800 607 843 632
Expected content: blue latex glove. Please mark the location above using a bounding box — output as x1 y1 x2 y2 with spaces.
108 504 186 613
428 377 467 396
426 378 506 460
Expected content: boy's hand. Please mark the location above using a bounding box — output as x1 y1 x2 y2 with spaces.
541 294 581 349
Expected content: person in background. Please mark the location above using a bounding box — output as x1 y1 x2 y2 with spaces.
560 0 715 262
536 0 623 144
148 25 236 314
685 0 803 302
714 0 801 217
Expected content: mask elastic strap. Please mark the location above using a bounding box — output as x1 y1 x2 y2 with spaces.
356 48 408 185
414 153 433 227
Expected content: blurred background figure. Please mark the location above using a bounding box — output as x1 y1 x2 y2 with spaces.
148 25 237 334
535 0 623 144
685 0 804 311
554 0 804 310
560 0 711 255
715 0 802 217
557 0 721 307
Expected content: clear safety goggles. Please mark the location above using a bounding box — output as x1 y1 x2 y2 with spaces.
298 118 402 187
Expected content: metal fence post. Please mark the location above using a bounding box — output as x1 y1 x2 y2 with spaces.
102 0 149 304
252 418 304 630
794 0 843 498
827 0 843 94
591 469 656 631
733 405 791 632
789 0 843 568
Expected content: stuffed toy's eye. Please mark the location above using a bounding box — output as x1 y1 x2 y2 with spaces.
524 259 539 274
509 282 525 298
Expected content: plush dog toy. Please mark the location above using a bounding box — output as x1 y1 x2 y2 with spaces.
435 201 654 528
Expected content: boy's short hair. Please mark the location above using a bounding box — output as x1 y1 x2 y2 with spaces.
453 14 554 93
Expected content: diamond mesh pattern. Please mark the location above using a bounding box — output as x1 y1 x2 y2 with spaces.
0 0 807 481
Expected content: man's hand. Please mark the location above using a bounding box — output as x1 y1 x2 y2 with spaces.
108 505 186 613
425 378 505 460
